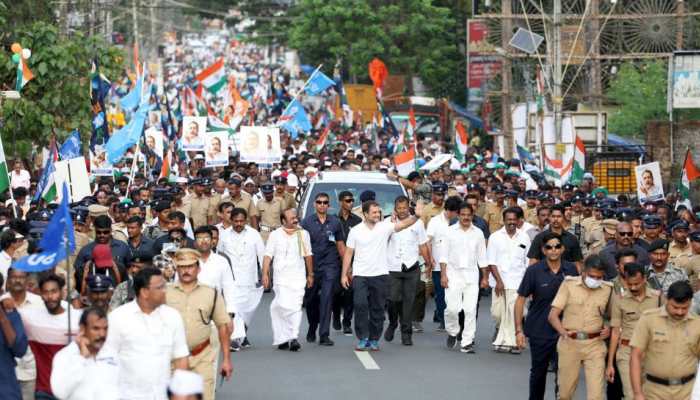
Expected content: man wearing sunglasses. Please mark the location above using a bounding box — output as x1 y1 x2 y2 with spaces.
599 221 650 281
301 193 346 346
515 232 579 400
74 215 130 293
528 204 584 273
333 191 362 335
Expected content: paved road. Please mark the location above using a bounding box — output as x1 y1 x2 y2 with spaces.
217 292 585 399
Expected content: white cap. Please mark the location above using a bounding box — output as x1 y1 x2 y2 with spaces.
244 177 256 186
304 166 318 175
308 158 319 166
287 173 299 188
175 177 188 184
583 172 595 181
168 369 203 396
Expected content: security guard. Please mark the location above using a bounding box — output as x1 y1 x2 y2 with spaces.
274 175 297 209
190 178 217 229
224 177 258 229
420 181 446 226
668 220 692 269
166 248 232 400
630 280 700 400
256 182 284 243
588 218 617 257
639 215 664 249
607 262 662 399
548 255 613 400
83 274 114 312
685 231 700 289
581 199 602 254
466 183 487 219
484 183 505 233
646 239 689 295
111 202 129 243
523 190 539 226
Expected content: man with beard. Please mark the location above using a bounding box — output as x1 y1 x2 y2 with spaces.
50 307 119 400
74 215 130 293
19 274 81 399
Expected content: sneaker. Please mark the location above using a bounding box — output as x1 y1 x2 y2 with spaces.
356 338 370 351
230 339 241 352
241 337 252 349
277 342 290 350
446 335 457 349
436 322 446 332
369 340 380 351
460 343 475 353
289 339 301 352
343 325 353 336
384 324 397 342
412 322 424 333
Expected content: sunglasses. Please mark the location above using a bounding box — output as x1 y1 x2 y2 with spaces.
316 200 330 205
543 244 563 250
618 232 634 237
95 230 111 235
342 198 354 203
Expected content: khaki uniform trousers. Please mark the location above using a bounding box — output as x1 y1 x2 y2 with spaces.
490 289 519 348
557 337 607 400
616 344 643 400
643 380 694 400
189 343 216 400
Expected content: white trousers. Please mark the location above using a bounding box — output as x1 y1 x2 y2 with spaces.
270 284 305 345
491 288 519 347
444 269 479 347
229 284 264 340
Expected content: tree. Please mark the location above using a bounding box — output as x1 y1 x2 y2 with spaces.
0 22 124 157
286 0 460 99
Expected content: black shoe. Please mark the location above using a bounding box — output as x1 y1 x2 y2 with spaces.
333 317 342 331
319 336 334 346
384 324 397 342
289 339 301 352
241 337 251 348
436 322 446 332
230 339 241 352
446 335 457 349
306 328 316 343
343 325 353 336
401 335 413 346
277 342 290 350
460 343 475 353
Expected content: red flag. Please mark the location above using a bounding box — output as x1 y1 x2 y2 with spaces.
456 120 469 146
368 58 388 97
684 149 700 181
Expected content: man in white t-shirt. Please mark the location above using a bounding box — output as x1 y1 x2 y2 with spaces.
10 160 30 190
341 199 423 351
262 208 313 352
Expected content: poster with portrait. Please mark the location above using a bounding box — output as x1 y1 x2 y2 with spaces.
90 146 114 176
239 126 282 164
180 116 207 151
636 162 664 204
205 131 229 167
144 127 164 158
148 110 162 129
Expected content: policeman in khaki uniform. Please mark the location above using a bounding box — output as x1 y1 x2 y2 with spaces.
420 182 446 226
273 175 297 209
111 202 129 243
166 248 232 400
588 218 618 257
190 178 218 229
484 184 506 233
630 280 700 400
685 231 700 290
668 220 693 270
523 190 539 226
606 262 662 399
223 177 259 229
548 256 613 400
256 182 284 243
581 200 603 251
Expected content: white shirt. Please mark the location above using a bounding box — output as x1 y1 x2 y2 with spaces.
50 342 119 400
387 218 428 272
218 225 265 286
426 212 451 272
440 223 488 283
198 251 237 313
485 227 531 289
104 301 189 400
265 228 312 287
0 251 12 288
10 169 31 190
346 220 395 277
1 292 42 381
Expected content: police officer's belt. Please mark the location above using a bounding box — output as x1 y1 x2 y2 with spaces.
646 373 695 386
190 338 210 357
567 331 602 340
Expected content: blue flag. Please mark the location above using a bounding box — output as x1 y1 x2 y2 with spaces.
33 151 55 202
280 99 311 139
90 59 111 152
304 69 335 96
120 74 143 112
105 100 152 164
59 130 82 160
15 184 75 272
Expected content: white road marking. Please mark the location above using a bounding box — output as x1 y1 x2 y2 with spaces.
354 350 380 370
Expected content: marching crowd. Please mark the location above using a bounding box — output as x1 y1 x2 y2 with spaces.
1 40 700 400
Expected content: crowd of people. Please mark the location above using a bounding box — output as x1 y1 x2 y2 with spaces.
1 38 700 400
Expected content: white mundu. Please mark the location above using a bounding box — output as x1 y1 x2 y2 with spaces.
264 227 312 345
218 225 266 339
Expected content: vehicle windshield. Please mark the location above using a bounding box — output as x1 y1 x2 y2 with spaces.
302 182 405 219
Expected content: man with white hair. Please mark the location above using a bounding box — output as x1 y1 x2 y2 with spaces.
168 369 203 400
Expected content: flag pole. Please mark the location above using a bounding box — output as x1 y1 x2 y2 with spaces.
279 64 323 117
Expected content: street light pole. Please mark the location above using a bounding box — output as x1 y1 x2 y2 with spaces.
552 0 563 150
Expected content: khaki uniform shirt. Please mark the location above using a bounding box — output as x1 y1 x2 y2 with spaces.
225 192 259 224
420 202 444 227
166 282 230 349
112 222 128 243
669 240 693 269
551 276 613 333
174 201 191 219
630 307 700 379
587 238 607 257
190 195 217 229
610 289 661 340
683 254 700 290
484 202 504 234
257 198 284 242
582 217 602 245
275 192 296 210
524 206 538 226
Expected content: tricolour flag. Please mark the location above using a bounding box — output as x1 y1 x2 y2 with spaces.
454 120 469 163
680 149 700 199
16 55 34 92
394 149 416 177
569 135 586 185
196 58 226 94
315 125 331 152
34 145 57 203
0 133 9 193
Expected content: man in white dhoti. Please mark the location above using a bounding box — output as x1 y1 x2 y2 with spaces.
217 207 266 351
262 208 314 351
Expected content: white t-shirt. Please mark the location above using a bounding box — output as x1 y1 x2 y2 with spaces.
11 169 31 190
387 219 428 272
346 220 395 277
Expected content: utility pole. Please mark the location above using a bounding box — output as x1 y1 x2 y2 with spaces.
552 0 563 152
501 0 513 157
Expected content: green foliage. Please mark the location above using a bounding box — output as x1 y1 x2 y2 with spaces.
0 22 124 157
286 0 461 100
227 0 292 46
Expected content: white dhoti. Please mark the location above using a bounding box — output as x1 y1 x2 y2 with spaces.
490 288 519 348
270 284 305 345
229 284 264 340
444 269 479 347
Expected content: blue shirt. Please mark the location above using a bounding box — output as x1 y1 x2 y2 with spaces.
517 260 579 340
301 214 345 269
0 310 28 400
472 215 490 239
74 239 132 293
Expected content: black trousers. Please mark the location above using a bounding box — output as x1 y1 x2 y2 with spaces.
528 336 559 400
303 265 339 338
413 279 426 322
387 265 420 336
353 275 390 341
